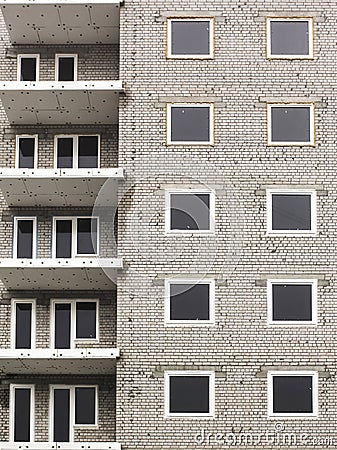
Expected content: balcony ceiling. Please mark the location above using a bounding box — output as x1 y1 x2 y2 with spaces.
0 1 121 44
0 348 119 375
0 168 124 207
0 258 122 290
0 81 123 125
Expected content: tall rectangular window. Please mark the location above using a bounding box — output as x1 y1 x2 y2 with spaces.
55 135 99 169
52 300 98 349
55 54 77 82
267 18 313 59
12 300 35 349
167 104 214 145
16 135 38 169
55 219 72 258
167 18 214 59
11 385 34 442
13 217 37 259
17 55 39 82
77 218 98 255
267 104 315 145
51 386 97 442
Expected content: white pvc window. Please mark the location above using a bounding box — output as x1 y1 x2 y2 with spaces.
52 216 99 258
15 135 38 169
13 217 37 259
55 54 78 81
10 384 35 442
165 189 215 234
54 135 100 168
167 104 214 145
267 18 314 59
267 279 317 325
267 104 315 146
12 299 36 349
167 18 215 59
165 371 215 417
266 189 317 235
51 299 99 349
17 54 39 82
268 371 318 417
165 279 215 325
50 385 98 442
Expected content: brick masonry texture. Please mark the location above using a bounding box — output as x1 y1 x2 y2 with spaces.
116 1 337 449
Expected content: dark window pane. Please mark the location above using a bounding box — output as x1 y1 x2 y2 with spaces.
170 194 210 231
16 220 34 259
56 220 72 258
57 138 73 168
58 57 75 81
15 303 32 349
20 58 37 81
171 20 210 55
54 304 71 349
75 387 96 424
18 138 35 169
14 388 31 442
271 107 311 143
273 376 313 413
76 302 97 339
53 389 70 442
171 107 210 142
272 194 311 230
77 218 97 255
170 284 210 321
271 21 310 56
272 284 312 321
78 136 99 168
170 376 209 414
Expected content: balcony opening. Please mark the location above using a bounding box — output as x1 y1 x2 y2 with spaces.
56 135 99 169
56 54 77 82
53 217 98 258
53 388 70 442
12 385 34 442
16 135 37 169
17 55 39 82
54 303 71 349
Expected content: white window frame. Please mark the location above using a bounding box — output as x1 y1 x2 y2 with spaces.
49 385 98 442
266 17 314 60
165 371 215 418
266 189 317 236
13 217 38 259
17 54 40 82
50 299 99 349
15 134 38 169
11 299 36 349
52 216 100 258
267 279 317 326
10 384 35 442
167 103 215 145
55 54 78 82
54 134 100 169
164 278 215 326
165 189 216 235
267 371 318 418
267 103 315 146
167 17 215 59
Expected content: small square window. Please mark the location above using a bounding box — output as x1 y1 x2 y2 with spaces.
268 371 318 417
17 55 39 82
16 135 38 169
165 279 215 325
55 54 77 81
267 190 317 235
167 104 214 145
165 371 215 417
267 279 317 325
167 18 214 59
166 190 215 234
267 104 315 145
267 18 313 59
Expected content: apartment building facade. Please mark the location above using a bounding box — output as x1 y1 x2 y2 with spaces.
0 0 334 450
